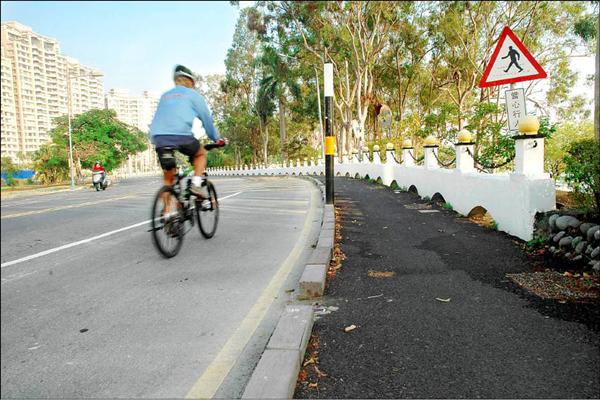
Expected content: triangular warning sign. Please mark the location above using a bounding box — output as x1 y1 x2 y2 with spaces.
479 26 547 88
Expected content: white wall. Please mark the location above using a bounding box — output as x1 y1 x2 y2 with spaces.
208 143 556 241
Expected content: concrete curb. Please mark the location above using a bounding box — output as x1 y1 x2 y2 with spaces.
241 175 332 398
241 304 315 398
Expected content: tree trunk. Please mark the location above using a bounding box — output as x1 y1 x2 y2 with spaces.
279 97 287 161
263 124 269 163
595 14 599 141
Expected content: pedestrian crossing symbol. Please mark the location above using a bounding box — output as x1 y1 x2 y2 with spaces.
479 26 547 88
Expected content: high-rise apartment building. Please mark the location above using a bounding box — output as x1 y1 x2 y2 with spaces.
1 46 19 159
105 89 160 133
105 89 161 174
64 56 104 115
0 21 104 162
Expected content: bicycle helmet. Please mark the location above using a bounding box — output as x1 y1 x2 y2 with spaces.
173 65 195 84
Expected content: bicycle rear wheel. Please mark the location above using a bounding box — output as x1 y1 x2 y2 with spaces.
196 180 219 238
151 186 184 258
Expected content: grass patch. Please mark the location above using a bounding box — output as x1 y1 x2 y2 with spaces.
527 235 548 249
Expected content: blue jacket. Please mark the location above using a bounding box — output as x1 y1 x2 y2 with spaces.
149 85 220 142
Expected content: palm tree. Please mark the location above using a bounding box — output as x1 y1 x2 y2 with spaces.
257 45 300 162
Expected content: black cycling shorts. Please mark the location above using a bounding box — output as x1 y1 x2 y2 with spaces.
154 135 201 171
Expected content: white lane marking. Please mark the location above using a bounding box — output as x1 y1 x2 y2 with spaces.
1 270 37 285
0 191 243 269
1 195 136 219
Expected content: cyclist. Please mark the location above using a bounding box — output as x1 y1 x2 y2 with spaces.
149 64 227 198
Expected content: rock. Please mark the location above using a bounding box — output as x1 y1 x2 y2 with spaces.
572 236 583 248
592 261 600 272
564 252 572 259
549 246 556 253
596 230 600 241
573 255 583 261
558 236 573 248
587 225 600 241
580 222 594 235
555 215 581 231
575 241 587 254
586 245 594 255
553 231 566 243
549 214 560 231
592 247 600 259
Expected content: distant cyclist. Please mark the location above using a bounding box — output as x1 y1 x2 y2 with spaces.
149 65 227 198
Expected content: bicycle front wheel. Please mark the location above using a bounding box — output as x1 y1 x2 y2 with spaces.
196 181 219 239
151 186 184 258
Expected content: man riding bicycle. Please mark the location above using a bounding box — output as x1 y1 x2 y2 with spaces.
149 64 227 198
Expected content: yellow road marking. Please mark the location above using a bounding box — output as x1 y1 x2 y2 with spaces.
1 195 136 219
185 184 318 399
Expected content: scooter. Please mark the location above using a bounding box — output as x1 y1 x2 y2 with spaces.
92 171 108 191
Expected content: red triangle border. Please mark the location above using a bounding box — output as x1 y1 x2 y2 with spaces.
479 26 547 88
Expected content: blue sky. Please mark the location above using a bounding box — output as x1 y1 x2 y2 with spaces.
1 1 250 94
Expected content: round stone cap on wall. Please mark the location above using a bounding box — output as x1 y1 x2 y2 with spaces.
424 135 437 147
457 129 472 143
518 116 540 135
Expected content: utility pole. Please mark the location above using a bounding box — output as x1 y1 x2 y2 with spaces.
315 68 325 161
324 63 334 204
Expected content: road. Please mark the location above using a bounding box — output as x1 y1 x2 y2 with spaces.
1 175 322 398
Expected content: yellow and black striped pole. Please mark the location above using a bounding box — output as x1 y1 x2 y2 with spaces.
324 63 334 204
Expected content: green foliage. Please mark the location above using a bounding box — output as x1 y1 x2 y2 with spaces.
563 139 600 213
1 156 18 176
545 120 593 179
423 195 431 202
219 1 593 169
538 116 558 138
2 158 18 186
442 202 453 211
32 143 70 185
491 221 499 231
574 14 598 43
527 235 548 249
32 109 147 184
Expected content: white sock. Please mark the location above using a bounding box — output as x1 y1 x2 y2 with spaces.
192 175 203 186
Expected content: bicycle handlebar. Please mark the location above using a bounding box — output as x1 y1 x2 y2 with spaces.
204 141 227 151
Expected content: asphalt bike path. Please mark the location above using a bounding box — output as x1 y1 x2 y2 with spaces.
296 177 599 399
1 176 321 397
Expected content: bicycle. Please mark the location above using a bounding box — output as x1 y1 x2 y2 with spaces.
149 143 223 258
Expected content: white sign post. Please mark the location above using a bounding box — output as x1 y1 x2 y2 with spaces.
505 88 527 132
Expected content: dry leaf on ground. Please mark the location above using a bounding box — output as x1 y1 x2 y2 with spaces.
368 270 395 278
